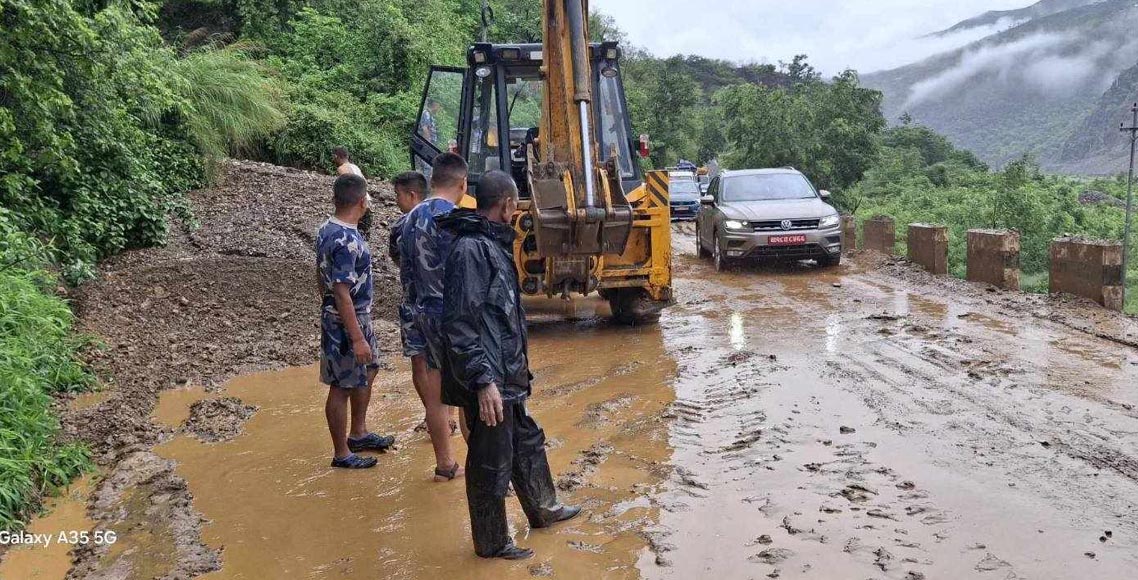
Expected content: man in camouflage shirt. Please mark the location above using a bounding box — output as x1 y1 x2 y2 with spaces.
399 153 468 481
316 174 395 469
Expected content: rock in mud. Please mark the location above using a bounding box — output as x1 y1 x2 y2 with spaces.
557 442 614 491
749 547 794 565
974 553 1011 572
182 397 258 442
528 561 554 576
839 425 856 434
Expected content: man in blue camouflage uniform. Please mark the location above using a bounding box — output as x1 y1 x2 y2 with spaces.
317 174 395 469
399 152 468 481
387 171 432 432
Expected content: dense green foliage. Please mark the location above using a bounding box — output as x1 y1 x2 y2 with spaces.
1 0 282 526
718 69 885 191
0 211 93 530
1 0 283 279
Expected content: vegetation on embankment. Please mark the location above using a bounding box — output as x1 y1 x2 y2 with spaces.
0 212 92 530
849 124 1138 314
1 0 283 526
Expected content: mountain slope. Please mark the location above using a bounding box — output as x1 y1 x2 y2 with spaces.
865 0 1138 173
1051 63 1138 173
932 0 1103 36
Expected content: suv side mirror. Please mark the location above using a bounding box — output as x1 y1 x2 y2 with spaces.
819 189 832 200
700 195 715 205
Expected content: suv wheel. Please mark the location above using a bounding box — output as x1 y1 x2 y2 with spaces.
696 230 710 258
713 231 730 272
818 252 842 268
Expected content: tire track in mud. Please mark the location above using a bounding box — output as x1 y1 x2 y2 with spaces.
641 231 1138 579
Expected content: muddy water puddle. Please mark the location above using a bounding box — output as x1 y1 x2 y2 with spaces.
0 475 98 580
125 309 677 579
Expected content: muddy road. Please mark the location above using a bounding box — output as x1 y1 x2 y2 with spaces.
4 206 1138 578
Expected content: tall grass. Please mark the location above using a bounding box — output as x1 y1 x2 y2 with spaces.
0 268 93 530
173 43 287 164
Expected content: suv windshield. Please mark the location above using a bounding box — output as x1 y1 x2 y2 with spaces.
722 173 817 202
670 180 699 195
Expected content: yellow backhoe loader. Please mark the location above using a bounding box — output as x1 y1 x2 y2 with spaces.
409 0 672 324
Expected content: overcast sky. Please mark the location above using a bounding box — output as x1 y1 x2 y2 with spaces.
591 0 1033 75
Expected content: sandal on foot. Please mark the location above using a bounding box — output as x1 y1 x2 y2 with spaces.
331 454 377 469
348 433 395 453
433 462 463 482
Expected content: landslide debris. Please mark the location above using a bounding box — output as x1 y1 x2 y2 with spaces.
63 160 403 578
183 397 258 443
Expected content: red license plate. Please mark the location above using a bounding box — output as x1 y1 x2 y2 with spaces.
768 234 807 246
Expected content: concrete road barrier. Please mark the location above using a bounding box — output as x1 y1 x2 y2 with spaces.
863 216 895 254
1049 237 1124 311
907 224 948 275
967 229 1020 290
841 215 857 253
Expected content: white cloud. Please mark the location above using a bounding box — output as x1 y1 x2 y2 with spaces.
902 28 1138 108
591 0 1032 74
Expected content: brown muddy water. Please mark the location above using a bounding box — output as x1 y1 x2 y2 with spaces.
7 229 1138 579
142 296 674 580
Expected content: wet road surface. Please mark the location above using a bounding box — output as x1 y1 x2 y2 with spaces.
6 227 1138 579
645 229 1138 578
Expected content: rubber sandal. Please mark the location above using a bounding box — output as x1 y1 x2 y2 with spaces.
433 462 463 482
348 433 395 453
331 453 377 469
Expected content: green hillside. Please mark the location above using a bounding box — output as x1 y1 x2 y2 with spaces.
865 0 1138 173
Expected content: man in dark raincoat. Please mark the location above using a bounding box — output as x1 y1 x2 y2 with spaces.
439 170 580 560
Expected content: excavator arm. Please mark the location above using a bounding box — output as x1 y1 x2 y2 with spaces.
528 0 633 292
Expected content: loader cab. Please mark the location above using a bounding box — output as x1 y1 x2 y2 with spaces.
410 41 642 197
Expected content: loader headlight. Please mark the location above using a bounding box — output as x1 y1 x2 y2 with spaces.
724 220 747 231
819 214 840 229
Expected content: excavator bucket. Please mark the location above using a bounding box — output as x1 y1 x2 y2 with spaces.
528 160 632 257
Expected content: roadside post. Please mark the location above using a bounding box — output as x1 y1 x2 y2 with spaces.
1120 103 1137 309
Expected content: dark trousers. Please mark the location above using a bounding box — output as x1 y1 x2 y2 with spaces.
463 400 559 557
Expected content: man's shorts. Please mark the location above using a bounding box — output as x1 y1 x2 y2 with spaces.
320 312 380 389
399 303 426 358
404 308 446 370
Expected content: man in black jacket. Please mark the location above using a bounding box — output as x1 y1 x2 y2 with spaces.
439 170 580 560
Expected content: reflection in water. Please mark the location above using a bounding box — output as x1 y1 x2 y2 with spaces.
729 312 746 351
825 314 842 354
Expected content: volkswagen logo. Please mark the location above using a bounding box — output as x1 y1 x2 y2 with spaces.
780 219 793 231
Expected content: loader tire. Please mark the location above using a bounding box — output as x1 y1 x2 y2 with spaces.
608 289 664 326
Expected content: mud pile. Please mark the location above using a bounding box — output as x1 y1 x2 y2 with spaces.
60 160 403 578
68 160 402 459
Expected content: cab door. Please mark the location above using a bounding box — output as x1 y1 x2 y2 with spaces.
410 67 466 174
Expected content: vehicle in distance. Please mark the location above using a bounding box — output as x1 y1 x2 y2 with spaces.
668 170 700 220
695 168 842 271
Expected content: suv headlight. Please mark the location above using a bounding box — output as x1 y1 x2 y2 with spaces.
819 214 840 229
724 220 747 231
